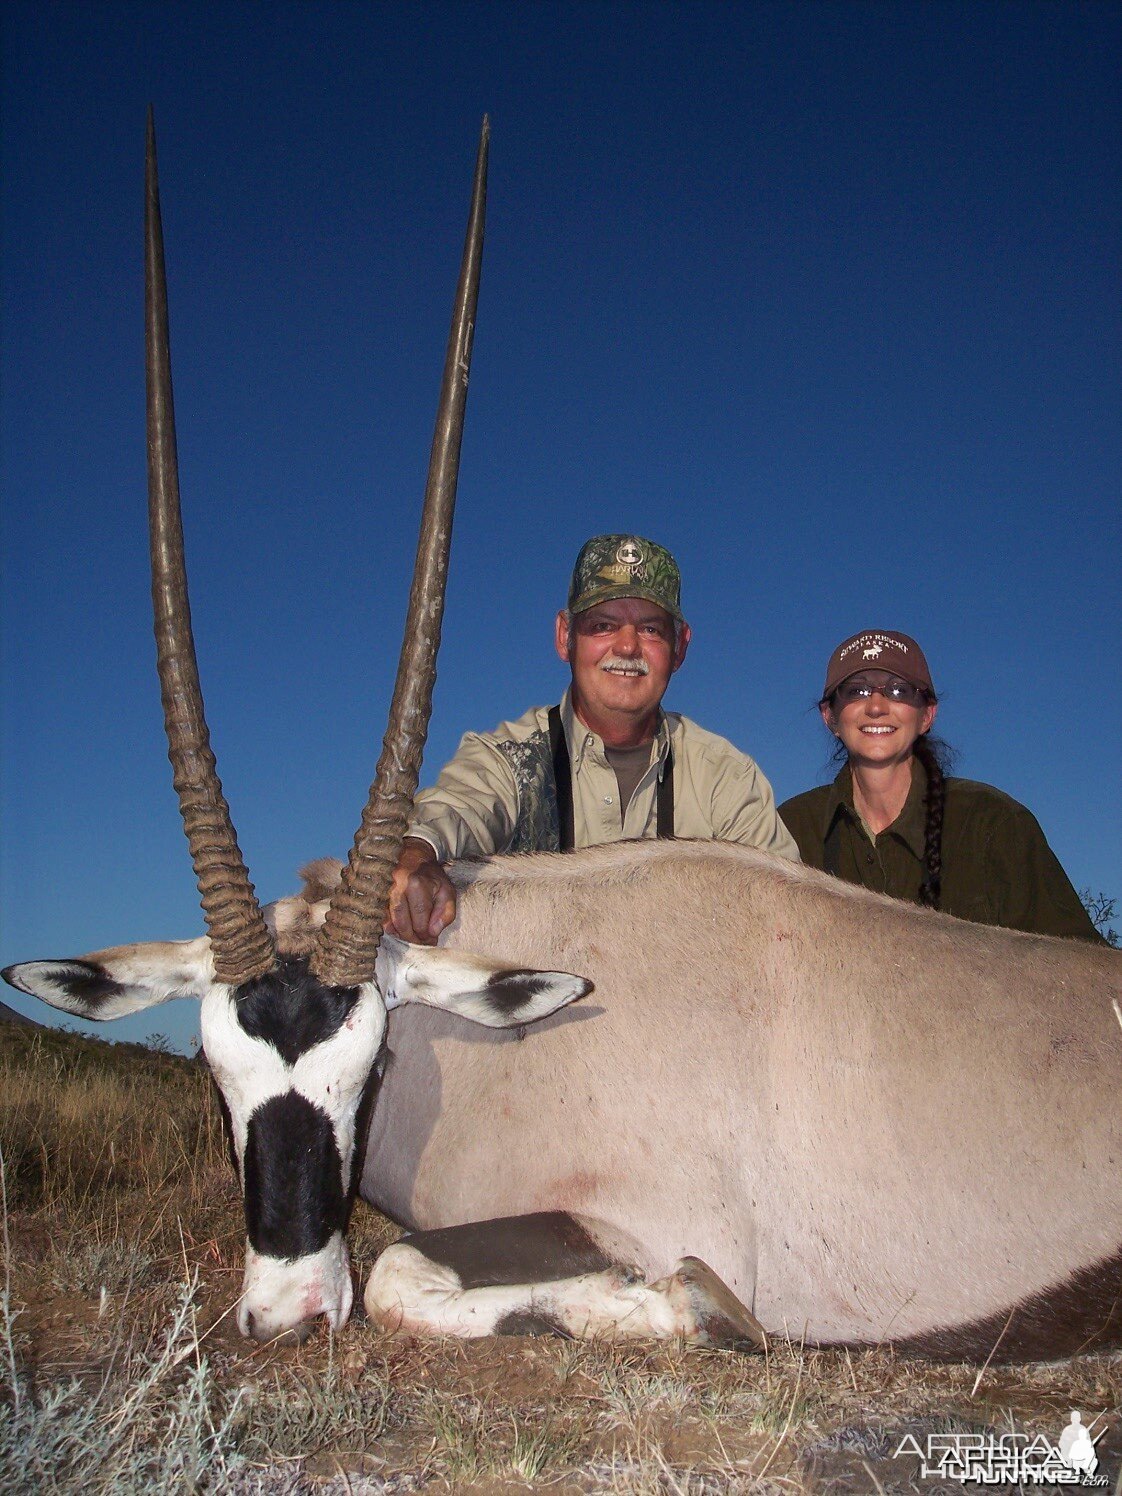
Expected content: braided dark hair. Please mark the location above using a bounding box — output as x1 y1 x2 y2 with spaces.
912 733 947 908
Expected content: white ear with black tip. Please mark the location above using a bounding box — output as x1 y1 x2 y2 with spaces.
3 936 215 1019
375 935 590 1029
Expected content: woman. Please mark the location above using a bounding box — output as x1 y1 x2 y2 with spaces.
779 630 1100 939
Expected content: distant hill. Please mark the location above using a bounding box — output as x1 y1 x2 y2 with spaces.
0 999 39 1028
1 1013 195 1079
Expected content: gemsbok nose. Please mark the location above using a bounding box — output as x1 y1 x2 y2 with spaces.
237 1251 355 1343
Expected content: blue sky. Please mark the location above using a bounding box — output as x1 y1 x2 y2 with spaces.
2 1 1119 1053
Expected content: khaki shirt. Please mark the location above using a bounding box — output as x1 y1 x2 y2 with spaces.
779 761 1101 941
409 690 800 862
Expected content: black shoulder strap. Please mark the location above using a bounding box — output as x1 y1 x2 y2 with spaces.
548 705 575 852
657 746 674 839
549 704 674 850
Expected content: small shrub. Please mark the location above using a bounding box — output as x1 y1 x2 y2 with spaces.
0 1277 246 1493
233 1361 392 1462
414 1390 581 1484
1080 888 1120 946
597 1365 698 1424
47 1239 157 1296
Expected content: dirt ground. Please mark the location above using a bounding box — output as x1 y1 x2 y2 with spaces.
3 1026 1119 1493
8 1194 1121 1495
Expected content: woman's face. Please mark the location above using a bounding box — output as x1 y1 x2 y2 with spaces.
821 672 937 769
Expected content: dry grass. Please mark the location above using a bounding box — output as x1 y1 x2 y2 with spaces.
1 1022 1119 1494
0 1025 227 1213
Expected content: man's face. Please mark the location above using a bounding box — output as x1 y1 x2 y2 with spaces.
555 598 690 730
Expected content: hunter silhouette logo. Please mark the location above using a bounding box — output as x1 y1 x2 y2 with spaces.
1059 1413 1100 1476
894 1408 1107 1485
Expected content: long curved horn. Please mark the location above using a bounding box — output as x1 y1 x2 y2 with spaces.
311 118 489 988
145 110 275 986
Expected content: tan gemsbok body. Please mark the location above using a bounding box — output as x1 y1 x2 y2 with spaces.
357 845 1121 1360
6 120 1120 1359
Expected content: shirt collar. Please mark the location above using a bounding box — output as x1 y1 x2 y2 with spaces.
561 687 672 776
821 758 929 857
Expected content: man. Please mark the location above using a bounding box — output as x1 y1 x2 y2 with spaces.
390 534 799 941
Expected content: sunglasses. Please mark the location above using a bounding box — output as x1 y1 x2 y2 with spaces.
833 675 929 707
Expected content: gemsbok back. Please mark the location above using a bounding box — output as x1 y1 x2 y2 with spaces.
6 119 1121 1360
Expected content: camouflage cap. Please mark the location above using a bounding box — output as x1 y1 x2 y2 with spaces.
822 630 935 701
567 535 684 623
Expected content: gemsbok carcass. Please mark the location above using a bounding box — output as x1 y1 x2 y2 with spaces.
6 120 1122 1362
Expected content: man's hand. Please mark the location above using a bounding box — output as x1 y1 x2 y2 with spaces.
387 838 458 944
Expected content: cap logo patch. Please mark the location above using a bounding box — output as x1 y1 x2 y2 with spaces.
839 632 910 663
616 538 646 572
597 564 638 585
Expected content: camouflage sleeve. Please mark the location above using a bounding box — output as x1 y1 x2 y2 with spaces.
709 750 802 862
406 731 520 862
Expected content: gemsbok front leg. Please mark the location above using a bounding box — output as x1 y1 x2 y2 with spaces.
364 1212 767 1350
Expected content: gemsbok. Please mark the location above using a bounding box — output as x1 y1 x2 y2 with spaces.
6 119 1121 1360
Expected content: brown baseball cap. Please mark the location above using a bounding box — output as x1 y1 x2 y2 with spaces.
821 631 935 701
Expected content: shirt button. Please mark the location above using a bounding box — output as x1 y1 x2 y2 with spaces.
604 796 613 804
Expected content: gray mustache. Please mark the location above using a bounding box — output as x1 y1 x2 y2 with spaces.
599 656 650 677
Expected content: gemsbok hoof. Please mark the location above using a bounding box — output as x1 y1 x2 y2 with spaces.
668 1256 767 1352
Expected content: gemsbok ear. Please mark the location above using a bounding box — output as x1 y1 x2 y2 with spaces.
375 935 591 1029
2 936 214 1020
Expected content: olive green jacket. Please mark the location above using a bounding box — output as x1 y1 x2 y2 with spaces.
779 762 1100 941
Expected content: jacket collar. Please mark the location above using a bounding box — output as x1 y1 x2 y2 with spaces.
821 758 928 857
561 688 673 778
